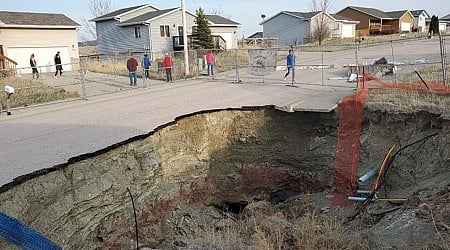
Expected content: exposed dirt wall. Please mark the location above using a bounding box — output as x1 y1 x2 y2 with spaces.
0 104 448 249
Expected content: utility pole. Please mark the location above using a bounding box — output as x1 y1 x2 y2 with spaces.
181 0 189 75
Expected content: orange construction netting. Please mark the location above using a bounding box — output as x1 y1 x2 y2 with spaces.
332 75 450 207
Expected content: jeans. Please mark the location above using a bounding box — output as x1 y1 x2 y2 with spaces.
165 68 173 82
207 63 214 76
129 71 137 86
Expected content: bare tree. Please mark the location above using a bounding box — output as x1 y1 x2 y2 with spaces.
308 0 333 45
80 0 113 41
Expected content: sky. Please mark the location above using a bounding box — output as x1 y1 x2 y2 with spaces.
2 0 449 40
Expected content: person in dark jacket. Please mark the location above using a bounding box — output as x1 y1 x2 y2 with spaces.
54 51 63 78
141 54 151 79
283 49 295 81
127 56 139 86
30 54 39 79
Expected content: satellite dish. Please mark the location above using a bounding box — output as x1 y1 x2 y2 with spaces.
261 14 266 19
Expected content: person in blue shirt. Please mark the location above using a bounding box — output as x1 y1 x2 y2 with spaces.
283 49 295 81
142 54 151 79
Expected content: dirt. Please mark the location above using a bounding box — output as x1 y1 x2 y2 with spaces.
0 90 449 249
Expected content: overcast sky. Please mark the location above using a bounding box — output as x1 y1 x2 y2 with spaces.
2 0 449 39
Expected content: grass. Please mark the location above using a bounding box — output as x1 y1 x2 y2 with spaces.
2 77 79 109
365 88 450 113
183 208 369 249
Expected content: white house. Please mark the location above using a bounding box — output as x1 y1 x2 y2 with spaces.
410 10 429 33
261 11 359 46
0 11 80 74
91 4 240 55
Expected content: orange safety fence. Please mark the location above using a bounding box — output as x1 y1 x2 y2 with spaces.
332 74 450 207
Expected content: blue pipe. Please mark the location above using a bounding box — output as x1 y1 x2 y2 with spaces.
358 169 377 183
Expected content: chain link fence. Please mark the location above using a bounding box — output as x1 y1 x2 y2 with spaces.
1 35 449 112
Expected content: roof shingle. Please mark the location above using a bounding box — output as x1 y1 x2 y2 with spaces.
0 11 79 26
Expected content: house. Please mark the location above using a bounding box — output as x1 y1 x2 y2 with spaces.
441 14 450 33
336 6 414 36
260 11 359 46
410 10 429 33
206 15 240 50
91 4 240 55
0 11 80 75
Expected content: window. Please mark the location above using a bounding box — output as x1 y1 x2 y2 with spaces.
134 26 141 38
160 25 170 37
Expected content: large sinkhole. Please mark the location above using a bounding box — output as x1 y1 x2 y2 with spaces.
0 106 449 249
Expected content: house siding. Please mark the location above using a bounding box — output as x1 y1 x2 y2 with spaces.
337 8 372 36
210 26 238 49
148 11 196 54
264 13 310 46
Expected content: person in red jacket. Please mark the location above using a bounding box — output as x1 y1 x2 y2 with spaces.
162 53 173 82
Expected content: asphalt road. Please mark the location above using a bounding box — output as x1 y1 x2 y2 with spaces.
0 37 446 188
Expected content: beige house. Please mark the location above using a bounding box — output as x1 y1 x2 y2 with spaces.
0 11 80 75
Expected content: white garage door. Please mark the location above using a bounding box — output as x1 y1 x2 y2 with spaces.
401 22 411 32
7 46 71 74
341 24 355 38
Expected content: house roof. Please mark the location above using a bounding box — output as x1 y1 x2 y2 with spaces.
91 4 150 21
410 9 429 17
284 11 321 20
330 14 359 23
247 31 263 38
0 11 79 27
442 14 450 20
386 10 409 19
119 8 178 26
343 6 394 19
206 15 240 26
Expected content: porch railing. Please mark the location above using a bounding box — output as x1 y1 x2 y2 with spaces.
0 54 17 77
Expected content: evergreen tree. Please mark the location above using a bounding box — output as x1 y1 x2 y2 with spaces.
429 15 440 35
191 8 214 49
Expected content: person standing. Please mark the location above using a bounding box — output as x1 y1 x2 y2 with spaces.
205 51 215 77
54 51 63 78
30 54 39 79
162 53 173 82
141 54 151 79
127 55 139 86
283 49 295 81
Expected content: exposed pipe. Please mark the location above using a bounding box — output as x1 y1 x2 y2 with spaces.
358 169 376 183
348 196 373 202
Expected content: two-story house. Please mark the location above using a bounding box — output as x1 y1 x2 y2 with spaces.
410 10 429 33
91 4 240 55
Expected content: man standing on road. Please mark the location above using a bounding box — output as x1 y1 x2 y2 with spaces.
127 55 139 86
30 53 39 79
162 53 173 82
54 51 63 78
142 54 151 79
283 49 295 81
205 51 215 77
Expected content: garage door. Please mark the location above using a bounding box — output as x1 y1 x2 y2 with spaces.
401 22 411 32
6 46 71 74
341 24 354 38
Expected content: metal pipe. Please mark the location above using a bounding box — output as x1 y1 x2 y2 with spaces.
356 190 371 195
348 196 373 202
358 169 377 183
